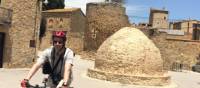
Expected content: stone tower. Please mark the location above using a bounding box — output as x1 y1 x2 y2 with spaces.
88 27 176 87
85 2 130 51
149 8 169 29
0 0 42 67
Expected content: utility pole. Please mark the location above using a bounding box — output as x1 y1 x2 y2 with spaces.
187 19 190 34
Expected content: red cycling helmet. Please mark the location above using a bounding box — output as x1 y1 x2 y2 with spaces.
52 31 67 42
52 31 66 38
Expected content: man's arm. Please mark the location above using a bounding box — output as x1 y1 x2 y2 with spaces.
25 62 43 80
63 63 73 86
25 48 50 80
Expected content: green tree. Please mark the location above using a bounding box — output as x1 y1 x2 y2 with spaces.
42 0 65 10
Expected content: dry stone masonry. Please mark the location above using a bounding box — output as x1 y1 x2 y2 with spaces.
88 27 174 87
1 0 42 67
151 34 200 70
84 2 130 51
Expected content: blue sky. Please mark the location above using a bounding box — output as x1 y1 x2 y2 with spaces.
65 0 200 24
125 0 200 24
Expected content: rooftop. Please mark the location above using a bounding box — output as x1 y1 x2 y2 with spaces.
42 8 81 13
150 8 168 14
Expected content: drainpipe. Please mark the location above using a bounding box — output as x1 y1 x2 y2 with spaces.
33 0 41 62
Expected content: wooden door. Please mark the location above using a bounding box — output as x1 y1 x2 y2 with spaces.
0 32 5 68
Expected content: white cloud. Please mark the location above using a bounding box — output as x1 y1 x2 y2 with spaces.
65 0 105 14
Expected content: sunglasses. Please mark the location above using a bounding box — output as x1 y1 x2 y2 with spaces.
53 40 63 44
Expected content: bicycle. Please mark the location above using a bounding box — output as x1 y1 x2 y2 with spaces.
25 84 46 88
22 78 47 88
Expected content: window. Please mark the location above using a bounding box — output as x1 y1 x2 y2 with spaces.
164 17 166 20
193 24 200 29
174 23 181 30
29 40 36 48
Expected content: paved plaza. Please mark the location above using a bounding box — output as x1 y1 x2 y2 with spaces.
0 55 200 88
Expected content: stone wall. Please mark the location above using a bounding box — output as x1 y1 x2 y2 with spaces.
2 0 42 67
69 9 86 52
85 2 130 51
39 8 86 53
150 33 200 70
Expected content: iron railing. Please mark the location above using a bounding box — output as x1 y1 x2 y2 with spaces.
0 7 12 25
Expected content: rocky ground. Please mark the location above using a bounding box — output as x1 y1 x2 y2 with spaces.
0 55 200 88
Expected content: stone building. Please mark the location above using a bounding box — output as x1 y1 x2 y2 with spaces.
150 33 200 70
168 20 200 40
0 0 42 68
149 8 169 29
0 6 12 68
85 2 130 51
39 8 86 53
88 27 175 87
140 28 200 70
171 20 200 34
193 23 200 40
137 22 149 29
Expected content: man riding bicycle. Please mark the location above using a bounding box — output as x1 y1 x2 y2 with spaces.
21 31 74 88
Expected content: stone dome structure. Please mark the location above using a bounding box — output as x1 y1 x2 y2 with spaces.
87 27 171 86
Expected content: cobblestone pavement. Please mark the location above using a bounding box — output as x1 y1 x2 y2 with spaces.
0 55 200 88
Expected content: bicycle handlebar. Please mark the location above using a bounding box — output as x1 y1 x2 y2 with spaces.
23 84 46 88
22 78 47 88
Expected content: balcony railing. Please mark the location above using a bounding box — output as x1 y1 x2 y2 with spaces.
0 7 12 25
